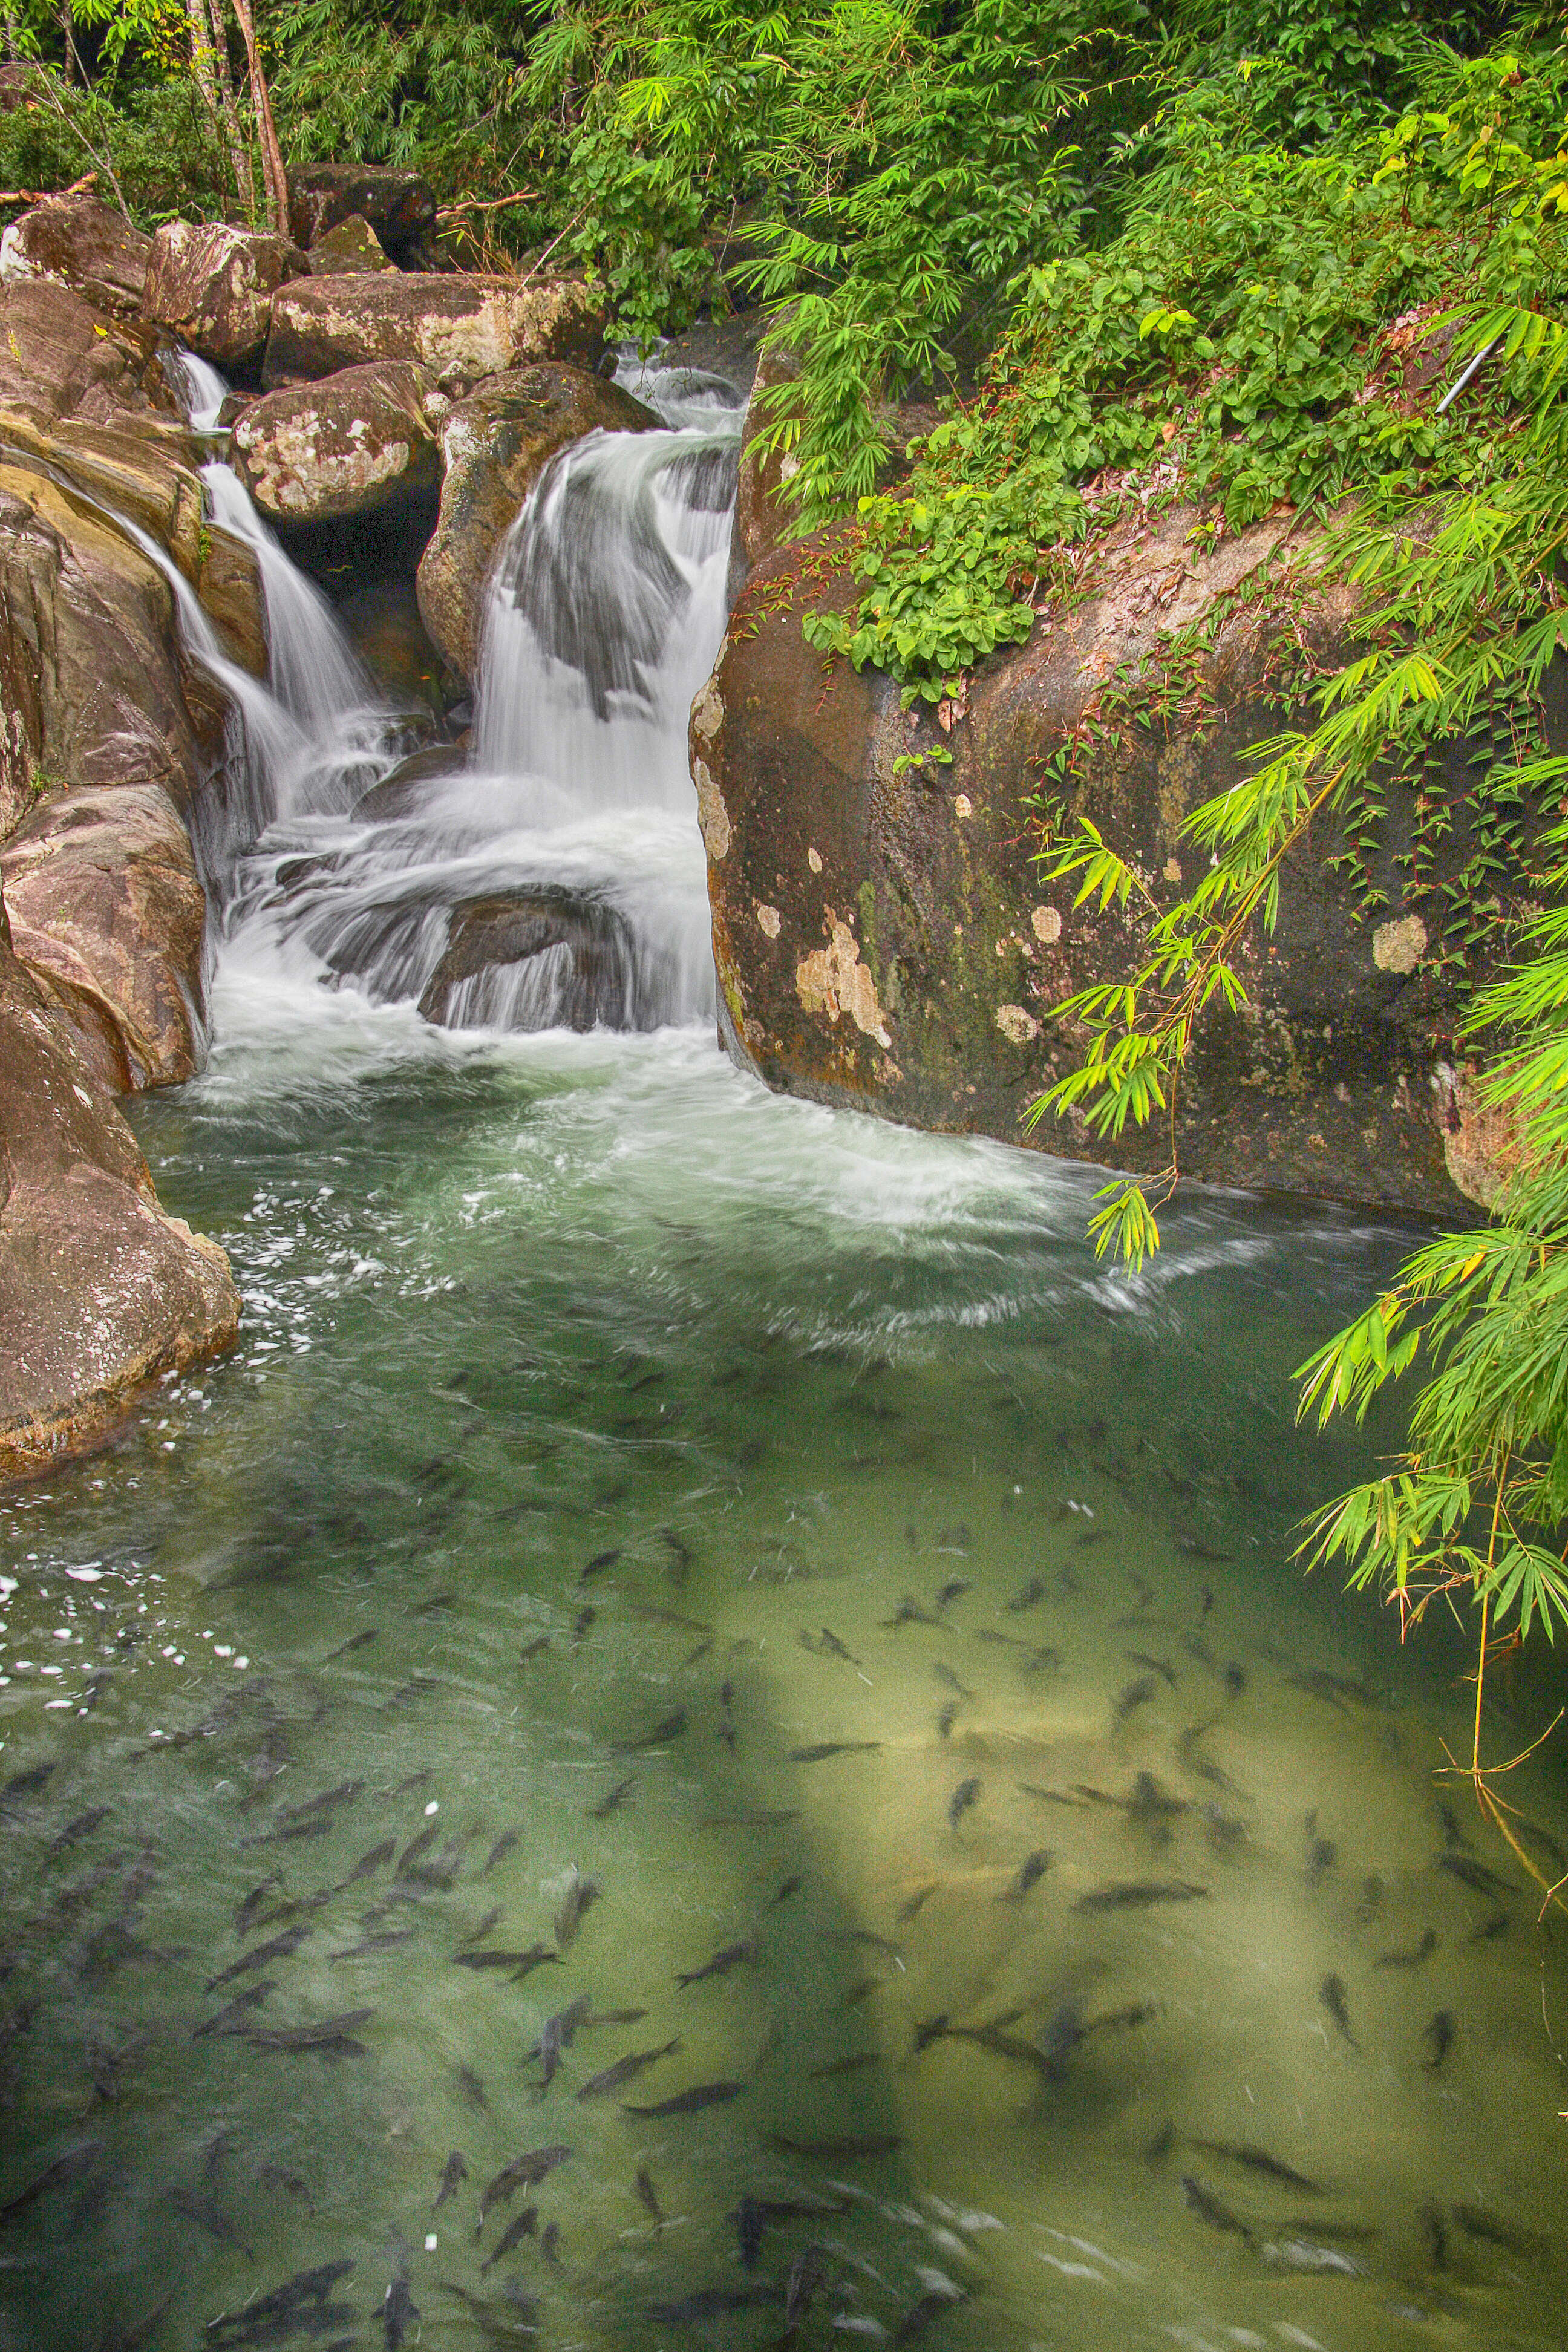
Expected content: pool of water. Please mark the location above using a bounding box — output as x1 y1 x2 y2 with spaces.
2 981 1565 2352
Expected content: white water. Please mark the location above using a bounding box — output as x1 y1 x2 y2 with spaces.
205 353 742 1035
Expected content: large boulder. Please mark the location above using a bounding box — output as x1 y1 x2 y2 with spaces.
415 362 658 681
231 359 441 523
287 163 436 254
0 279 177 423
727 338 802 606
0 885 239 1485
0 194 151 316
696 507 1508 1220
263 273 606 391
418 890 639 1031
306 212 393 275
142 220 307 367
0 783 206 1091
0 461 208 825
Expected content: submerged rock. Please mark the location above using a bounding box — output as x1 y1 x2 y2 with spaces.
0 783 206 1092
0 885 238 1485
419 891 639 1032
141 220 307 366
287 162 437 254
0 194 151 316
416 363 658 682
306 212 394 275
263 273 605 391
697 506 1497 1218
232 360 442 523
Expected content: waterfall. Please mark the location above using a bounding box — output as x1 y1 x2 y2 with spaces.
167 347 228 433
201 462 376 736
215 365 742 1038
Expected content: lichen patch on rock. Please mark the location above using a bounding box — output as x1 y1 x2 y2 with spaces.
795 916 892 1047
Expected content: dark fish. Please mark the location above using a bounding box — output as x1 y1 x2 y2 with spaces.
1 1763 56 1807
392 1770 434 1797
518 1637 550 1664
1191 2141 1324 2192
458 2065 489 2111
736 2192 765 2270
1125 1651 1178 1689
583 1549 622 1579
933 1663 973 1696
1375 1929 1437 1968
1422 2009 1455 2071
1181 2174 1256 2251
577 2039 681 2099
379 1673 437 1713
1182 1634 1217 1667
341 1838 396 1889
235 1878 281 1938
589 1777 636 1820
194 1982 275 2039
554 1866 600 1948
773 1875 803 1904
45 1807 111 1859
396 1823 439 1878
1468 1909 1511 1942
460 1947 563 1979
813 1628 861 1665
204 2259 354 2342
647 2288 785 2323
540 2220 560 2265
383 2274 419 2348
974 1628 1030 1648
462 1906 504 1947
913 2014 950 2053
613 1708 687 1753
948 1778 981 1834
434 2151 468 2210
809 2053 880 2079
786 2246 828 2329
1437 1851 1518 1900
477 2145 571 2231
676 1937 754 1989
1319 1973 1359 2049
482 1830 519 1877
789 1741 881 1763
1452 2201 1547 2256
635 2166 663 2225
436 2279 535 2342
897 1884 936 1923
935 1579 970 1609
205 1925 308 1992
1223 1662 1246 1698
997 1851 1050 1903
1203 1805 1247 1852
768 2133 902 2161
479 2204 537 2275
842 1976 881 2006
538 1993 593 2086
1006 1578 1045 1612
166 2186 255 2259
584 2007 649 2025
1419 2202 1448 2269
278 1779 364 1828
248 2009 374 2051
1072 1881 1209 1912
1436 1798 1467 1850
325 1628 378 1661
1019 1784 1088 1809
571 1607 596 1645
881 1596 939 1628
936 1702 958 1739
627 2078 746 2117
333 1929 417 1958
1114 1677 1158 1722
1176 1541 1232 1563
0 2137 104 2224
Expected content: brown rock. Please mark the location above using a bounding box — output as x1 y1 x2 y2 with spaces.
0 886 239 1486
142 220 307 367
419 890 638 1031
307 212 393 274
232 359 440 523
1 783 206 1091
416 363 658 681
263 273 606 390
287 162 437 252
0 194 151 316
697 506 1500 1220
727 338 802 606
0 279 177 422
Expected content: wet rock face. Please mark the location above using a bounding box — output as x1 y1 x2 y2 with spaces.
142 220 307 366
232 360 442 523
419 892 638 1032
697 512 1500 1219
0 195 151 316
287 163 437 254
306 213 394 275
0 887 239 1486
416 364 659 682
0 279 175 423
0 784 206 1091
263 273 606 391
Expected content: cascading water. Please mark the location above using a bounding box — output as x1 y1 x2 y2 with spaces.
217 357 743 1036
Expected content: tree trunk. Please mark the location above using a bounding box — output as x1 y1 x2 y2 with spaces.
228 0 288 238
205 0 257 224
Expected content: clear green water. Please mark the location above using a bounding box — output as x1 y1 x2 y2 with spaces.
2 999 1566 2352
